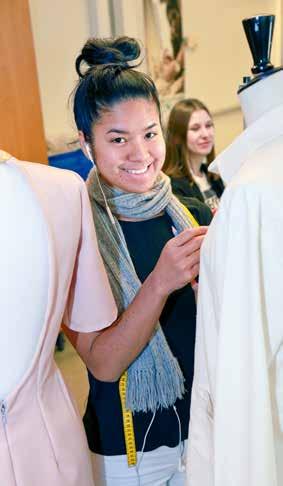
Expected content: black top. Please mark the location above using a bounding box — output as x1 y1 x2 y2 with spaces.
84 203 211 456
174 195 212 225
171 165 224 211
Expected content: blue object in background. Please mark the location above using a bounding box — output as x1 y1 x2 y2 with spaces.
48 148 93 181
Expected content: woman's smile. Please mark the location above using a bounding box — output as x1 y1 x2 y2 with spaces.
121 161 153 175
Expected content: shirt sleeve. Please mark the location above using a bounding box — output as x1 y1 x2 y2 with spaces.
64 180 117 333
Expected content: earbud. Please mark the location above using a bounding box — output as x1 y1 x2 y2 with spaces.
85 143 95 166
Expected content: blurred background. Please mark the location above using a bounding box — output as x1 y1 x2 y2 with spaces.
1 0 282 170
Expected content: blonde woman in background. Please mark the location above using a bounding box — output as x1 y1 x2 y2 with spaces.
164 98 224 214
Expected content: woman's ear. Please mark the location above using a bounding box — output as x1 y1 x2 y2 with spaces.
78 131 91 160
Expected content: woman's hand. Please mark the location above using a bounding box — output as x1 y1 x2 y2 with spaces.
150 226 208 297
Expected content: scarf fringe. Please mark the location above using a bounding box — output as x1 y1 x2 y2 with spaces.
126 356 185 413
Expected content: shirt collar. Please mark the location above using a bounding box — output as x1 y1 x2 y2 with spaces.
209 103 283 184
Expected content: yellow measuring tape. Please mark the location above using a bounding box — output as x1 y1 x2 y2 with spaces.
180 204 199 228
119 205 198 467
119 371 137 466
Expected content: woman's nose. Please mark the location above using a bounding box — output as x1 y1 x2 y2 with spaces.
200 127 210 138
128 140 149 162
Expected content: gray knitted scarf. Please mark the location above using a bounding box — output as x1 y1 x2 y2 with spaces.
87 169 194 413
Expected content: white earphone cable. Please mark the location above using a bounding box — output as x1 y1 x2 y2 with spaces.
85 143 116 227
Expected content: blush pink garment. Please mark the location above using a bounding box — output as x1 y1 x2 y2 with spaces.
0 158 117 486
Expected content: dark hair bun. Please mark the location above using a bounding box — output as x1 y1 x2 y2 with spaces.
76 36 141 77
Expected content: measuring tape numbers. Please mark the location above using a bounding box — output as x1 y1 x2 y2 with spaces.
119 371 137 466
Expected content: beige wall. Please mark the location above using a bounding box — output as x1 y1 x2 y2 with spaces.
213 108 243 154
29 0 282 153
29 0 90 143
111 0 148 71
182 0 280 151
29 0 147 144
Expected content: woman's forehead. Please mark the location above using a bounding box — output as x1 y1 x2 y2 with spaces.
94 99 160 129
189 109 212 124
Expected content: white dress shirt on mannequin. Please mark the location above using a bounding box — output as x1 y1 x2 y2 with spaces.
187 71 283 486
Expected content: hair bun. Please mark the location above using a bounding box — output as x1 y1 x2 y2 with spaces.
76 36 141 77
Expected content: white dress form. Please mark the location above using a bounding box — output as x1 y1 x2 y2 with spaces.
0 162 48 399
239 70 283 484
239 70 283 126
187 69 283 486
239 71 283 482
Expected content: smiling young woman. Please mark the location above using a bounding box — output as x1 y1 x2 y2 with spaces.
83 98 165 195
64 36 212 486
164 98 224 214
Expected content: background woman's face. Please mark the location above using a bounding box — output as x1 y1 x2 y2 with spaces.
92 99 165 193
186 109 214 158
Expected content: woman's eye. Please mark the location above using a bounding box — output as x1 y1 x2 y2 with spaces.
111 137 126 144
145 131 157 139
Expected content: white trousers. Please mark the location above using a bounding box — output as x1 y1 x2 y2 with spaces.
91 442 187 486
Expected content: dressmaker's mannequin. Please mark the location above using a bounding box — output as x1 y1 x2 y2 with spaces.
187 15 283 486
0 151 117 486
0 160 48 398
236 62 283 486
239 68 283 125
